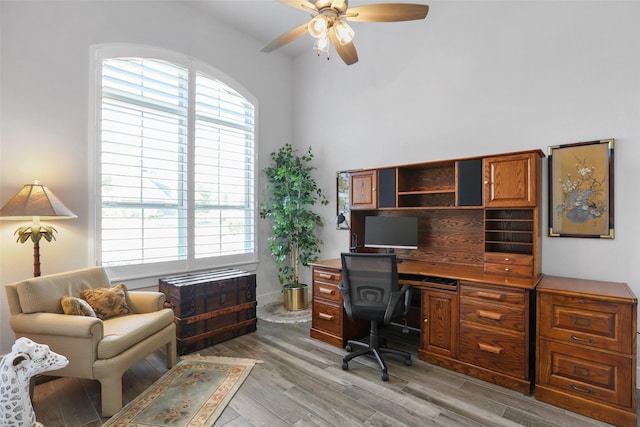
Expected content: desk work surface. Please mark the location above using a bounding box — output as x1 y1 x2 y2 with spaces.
310 258 541 290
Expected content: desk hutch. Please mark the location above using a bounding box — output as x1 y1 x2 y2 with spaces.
309 149 637 426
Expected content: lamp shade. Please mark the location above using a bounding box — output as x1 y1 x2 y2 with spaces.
0 181 76 220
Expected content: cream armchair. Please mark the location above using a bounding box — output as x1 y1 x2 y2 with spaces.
5 266 177 417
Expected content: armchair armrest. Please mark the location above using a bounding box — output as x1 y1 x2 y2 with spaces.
128 291 166 313
10 312 103 339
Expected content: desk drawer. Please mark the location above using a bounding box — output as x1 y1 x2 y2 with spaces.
460 282 526 306
538 293 633 354
313 281 341 304
312 300 343 335
484 252 533 266
459 324 527 379
314 268 341 286
484 253 533 277
538 339 633 407
484 263 532 277
460 299 525 332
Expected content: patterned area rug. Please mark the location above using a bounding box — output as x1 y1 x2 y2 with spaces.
257 301 311 323
102 355 257 427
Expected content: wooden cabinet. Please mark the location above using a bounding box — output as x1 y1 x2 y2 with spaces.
484 152 539 208
420 285 458 359
536 275 637 427
309 266 368 347
350 170 377 210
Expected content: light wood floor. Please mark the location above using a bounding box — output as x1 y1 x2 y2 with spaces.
33 320 633 426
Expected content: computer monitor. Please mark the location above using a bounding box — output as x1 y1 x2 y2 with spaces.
364 216 418 250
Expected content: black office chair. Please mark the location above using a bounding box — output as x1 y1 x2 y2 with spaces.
338 252 412 381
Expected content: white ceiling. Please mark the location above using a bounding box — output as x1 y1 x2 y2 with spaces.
181 0 431 57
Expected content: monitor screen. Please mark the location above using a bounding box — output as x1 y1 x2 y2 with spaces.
364 216 418 250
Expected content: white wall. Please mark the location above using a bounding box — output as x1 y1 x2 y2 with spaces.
0 1 292 352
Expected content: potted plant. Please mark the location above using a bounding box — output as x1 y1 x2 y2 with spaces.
260 143 328 310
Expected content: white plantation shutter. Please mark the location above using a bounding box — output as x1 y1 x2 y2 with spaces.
96 49 255 274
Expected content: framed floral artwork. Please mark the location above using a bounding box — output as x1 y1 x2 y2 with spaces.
548 138 614 238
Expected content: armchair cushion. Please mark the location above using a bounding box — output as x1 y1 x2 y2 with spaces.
81 283 131 319
61 296 96 317
98 309 174 359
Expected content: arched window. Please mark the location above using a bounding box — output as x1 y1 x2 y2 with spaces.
92 46 256 278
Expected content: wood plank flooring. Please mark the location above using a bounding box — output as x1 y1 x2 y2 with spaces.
32 319 633 426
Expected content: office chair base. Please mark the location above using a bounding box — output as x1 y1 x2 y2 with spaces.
342 335 412 381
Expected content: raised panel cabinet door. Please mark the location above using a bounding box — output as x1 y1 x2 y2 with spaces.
350 170 377 210
484 153 538 207
421 289 457 358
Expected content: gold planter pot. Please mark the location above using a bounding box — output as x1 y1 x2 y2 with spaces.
283 284 308 311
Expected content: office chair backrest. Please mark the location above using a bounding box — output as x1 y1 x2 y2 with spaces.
340 253 400 317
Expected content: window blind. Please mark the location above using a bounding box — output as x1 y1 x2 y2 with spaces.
99 56 255 269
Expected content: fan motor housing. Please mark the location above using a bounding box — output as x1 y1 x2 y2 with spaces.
315 0 348 14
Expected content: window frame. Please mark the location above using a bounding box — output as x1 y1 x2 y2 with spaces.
89 44 259 282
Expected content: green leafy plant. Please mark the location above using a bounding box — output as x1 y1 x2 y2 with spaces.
260 143 328 289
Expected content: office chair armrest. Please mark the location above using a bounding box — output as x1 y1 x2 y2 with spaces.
384 284 411 324
338 280 355 320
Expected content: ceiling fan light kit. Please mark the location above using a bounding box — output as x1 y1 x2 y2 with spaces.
261 0 430 66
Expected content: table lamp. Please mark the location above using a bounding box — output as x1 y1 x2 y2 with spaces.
0 180 76 276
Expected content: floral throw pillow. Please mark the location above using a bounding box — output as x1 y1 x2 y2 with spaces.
81 283 131 320
61 296 97 317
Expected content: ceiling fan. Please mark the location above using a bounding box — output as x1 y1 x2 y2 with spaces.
261 0 429 66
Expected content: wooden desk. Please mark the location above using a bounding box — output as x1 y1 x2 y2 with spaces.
310 258 541 394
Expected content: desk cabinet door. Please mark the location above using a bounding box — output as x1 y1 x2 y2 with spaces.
350 170 377 210
484 153 538 207
422 288 457 358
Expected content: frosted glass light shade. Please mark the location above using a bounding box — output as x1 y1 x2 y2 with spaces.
308 15 328 38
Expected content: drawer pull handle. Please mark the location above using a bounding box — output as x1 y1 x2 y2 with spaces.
318 273 334 280
570 334 594 344
573 365 591 377
573 316 591 327
504 257 510 261
569 384 593 394
319 287 335 295
504 268 510 272
476 291 505 301
319 313 334 321
477 310 504 321
478 343 503 354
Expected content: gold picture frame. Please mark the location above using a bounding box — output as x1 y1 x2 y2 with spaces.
548 138 614 238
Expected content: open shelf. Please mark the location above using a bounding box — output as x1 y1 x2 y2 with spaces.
484 209 534 255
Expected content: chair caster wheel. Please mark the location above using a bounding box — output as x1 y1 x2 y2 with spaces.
342 361 349 370
381 372 389 381
404 359 412 366
345 345 352 352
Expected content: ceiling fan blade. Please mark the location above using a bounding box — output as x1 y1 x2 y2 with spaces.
279 0 318 13
346 4 429 22
329 28 358 65
261 22 310 53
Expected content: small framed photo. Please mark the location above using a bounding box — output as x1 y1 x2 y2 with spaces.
336 171 350 230
548 138 614 238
